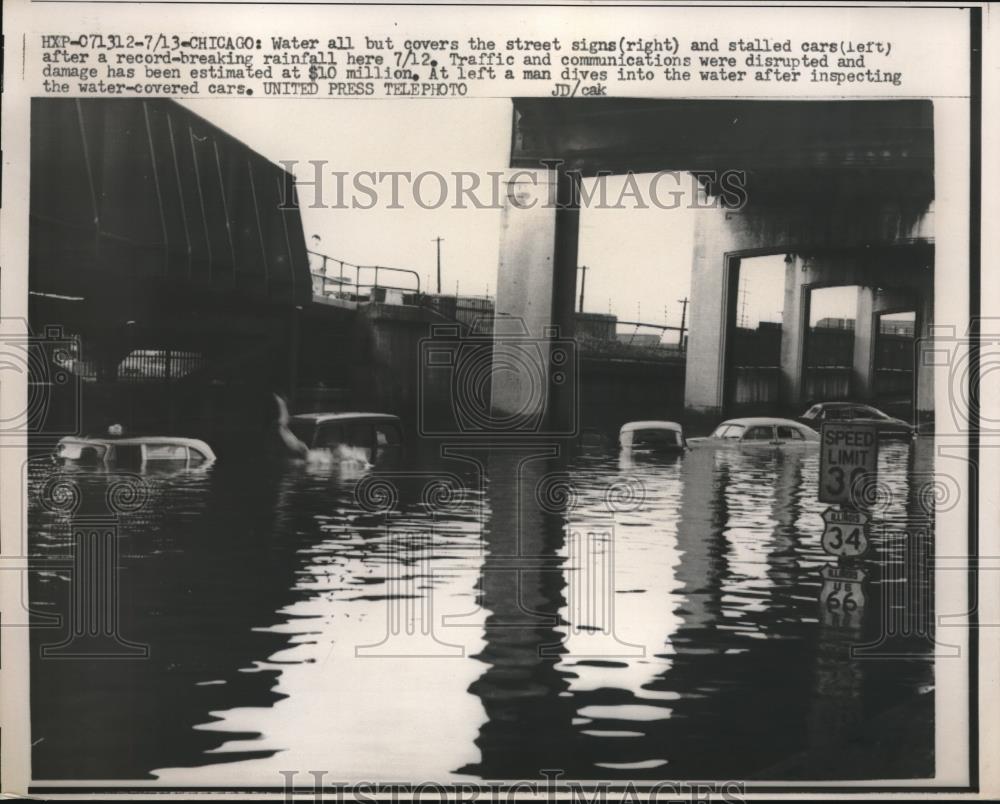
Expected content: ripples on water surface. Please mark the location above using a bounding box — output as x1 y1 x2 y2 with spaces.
29 439 934 782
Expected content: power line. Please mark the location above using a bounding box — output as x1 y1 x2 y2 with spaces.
431 236 444 294
738 281 751 328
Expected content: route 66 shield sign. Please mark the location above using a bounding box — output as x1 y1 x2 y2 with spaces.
819 564 868 628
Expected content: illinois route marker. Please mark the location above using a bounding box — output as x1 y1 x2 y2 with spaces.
820 506 870 557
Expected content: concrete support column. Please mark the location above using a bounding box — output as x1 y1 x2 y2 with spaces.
915 290 934 418
492 169 579 431
858 286 922 403
779 255 809 408
853 286 877 400
683 204 744 415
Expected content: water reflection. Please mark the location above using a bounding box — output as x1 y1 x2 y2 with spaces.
29 438 934 782
461 448 578 777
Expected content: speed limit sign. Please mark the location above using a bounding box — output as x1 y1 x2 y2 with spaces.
819 422 878 505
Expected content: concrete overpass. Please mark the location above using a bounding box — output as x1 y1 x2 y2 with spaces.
492 99 935 427
28 99 343 446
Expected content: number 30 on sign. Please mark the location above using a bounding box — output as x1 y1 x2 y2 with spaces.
819 422 878 505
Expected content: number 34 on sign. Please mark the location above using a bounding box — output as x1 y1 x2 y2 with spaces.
820 506 870 557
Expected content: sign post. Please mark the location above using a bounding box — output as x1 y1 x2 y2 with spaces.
819 422 878 506
816 422 878 625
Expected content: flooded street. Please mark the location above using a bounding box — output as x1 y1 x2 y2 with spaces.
29 438 935 783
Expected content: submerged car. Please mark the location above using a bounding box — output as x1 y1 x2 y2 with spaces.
799 402 914 439
687 417 819 449
55 436 216 468
619 421 687 454
287 412 404 463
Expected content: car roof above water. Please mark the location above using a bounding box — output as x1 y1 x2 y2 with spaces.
620 420 683 433
59 435 216 460
290 412 401 424
718 417 807 428
64 435 213 449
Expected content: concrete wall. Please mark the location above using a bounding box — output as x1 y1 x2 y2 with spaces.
575 312 617 342
580 356 685 437
351 303 447 428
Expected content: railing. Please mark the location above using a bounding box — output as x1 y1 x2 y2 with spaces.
804 366 853 401
63 348 208 383
614 320 686 351
307 250 421 302
732 366 781 405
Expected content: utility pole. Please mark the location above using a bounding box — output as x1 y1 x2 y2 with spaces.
577 265 589 312
431 236 444 294
678 296 689 349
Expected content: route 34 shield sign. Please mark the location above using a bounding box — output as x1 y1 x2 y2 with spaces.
820 507 870 557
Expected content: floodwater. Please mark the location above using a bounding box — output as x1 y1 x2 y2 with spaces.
28 437 935 783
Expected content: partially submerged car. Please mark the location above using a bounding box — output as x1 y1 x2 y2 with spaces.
55 436 216 468
799 402 913 439
619 421 687 454
687 417 819 449
287 412 404 463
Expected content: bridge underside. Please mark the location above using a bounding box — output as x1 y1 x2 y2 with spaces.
28 99 345 449
493 98 935 428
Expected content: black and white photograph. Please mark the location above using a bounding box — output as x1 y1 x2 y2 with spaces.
0 1 994 799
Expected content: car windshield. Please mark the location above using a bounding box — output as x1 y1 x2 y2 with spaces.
632 429 680 447
803 405 821 419
58 441 107 462
145 444 188 461
711 423 745 439
375 424 402 447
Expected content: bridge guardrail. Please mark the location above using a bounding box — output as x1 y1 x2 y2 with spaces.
308 250 421 302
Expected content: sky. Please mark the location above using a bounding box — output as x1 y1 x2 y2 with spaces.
180 99 857 333
180 99 701 330
740 256 863 328
182 99 511 296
